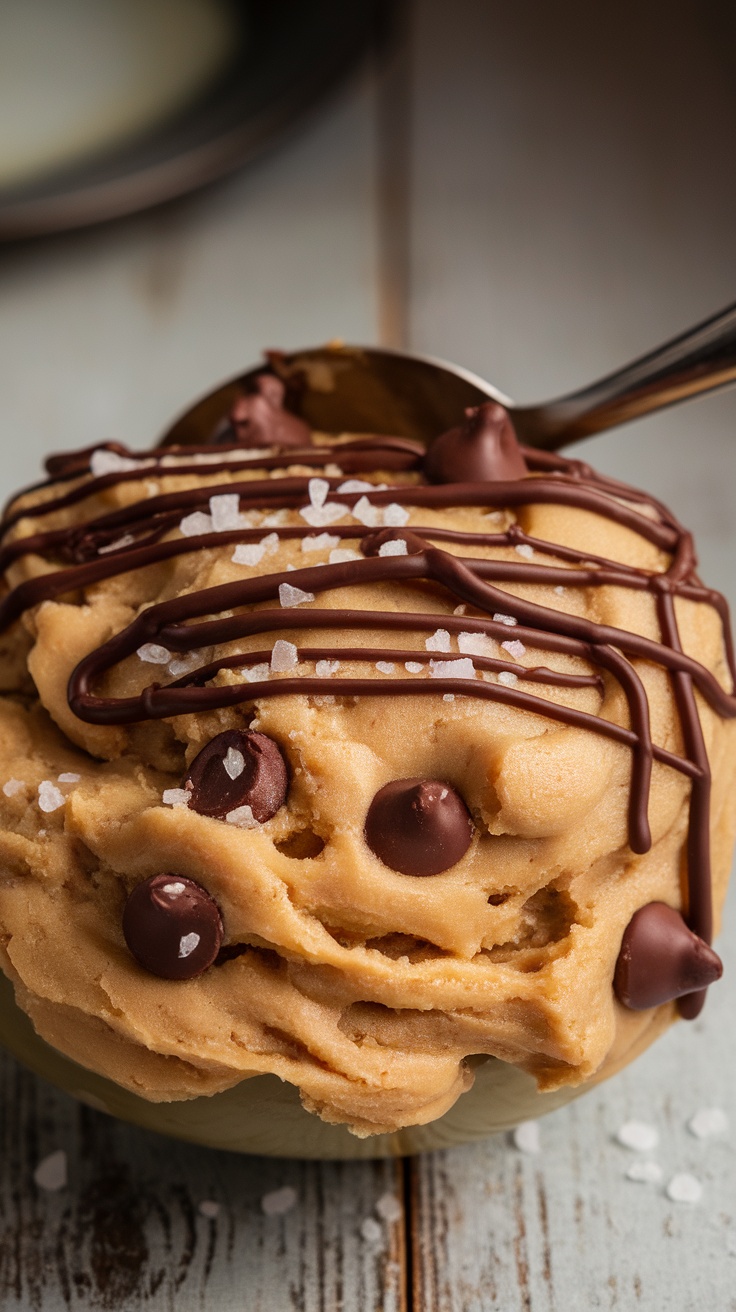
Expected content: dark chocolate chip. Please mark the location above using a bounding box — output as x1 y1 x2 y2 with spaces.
123 874 223 980
360 527 427 556
215 374 312 449
365 778 474 876
423 402 528 484
184 730 288 822
613 902 722 1012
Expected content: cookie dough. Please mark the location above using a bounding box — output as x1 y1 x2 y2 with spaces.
0 389 734 1136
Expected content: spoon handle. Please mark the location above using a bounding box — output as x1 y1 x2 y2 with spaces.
513 300 736 450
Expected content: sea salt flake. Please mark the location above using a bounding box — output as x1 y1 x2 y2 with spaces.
162 881 186 895
198 1200 220 1219
329 548 361 564
58 773 81 784
226 804 259 829
498 670 518 687
261 1186 297 1216
458 632 494 657
302 533 340 552
425 628 451 653
299 502 346 528
98 533 135 554
271 640 298 672
243 663 270 683
405 661 423 674
616 1120 659 1152
666 1173 703 1204
376 661 395 675
34 1149 67 1192
137 643 171 664
178 932 200 958
626 1160 662 1184
688 1107 729 1139
554 585 566 595
224 747 245 780
179 511 213 537
376 1193 403 1224
3 779 24 797
38 781 65 813
501 639 526 660
168 653 202 678
279 583 315 608
262 509 289 527
430 657 475 680
308 477 330 509
383 503 410 527
378 539 408 557
515 543 534 559
443 693 455 702
513 1120 541 1154
90 449 139 477
493 612 517 626
163 788 190 809
210 493 242 531
260 532 280 555
337 479 373 494
232 542 265 567
316 660 339 677
360 1217 383 1244
351 495 380 527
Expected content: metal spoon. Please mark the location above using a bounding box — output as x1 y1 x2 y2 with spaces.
161 299 736 451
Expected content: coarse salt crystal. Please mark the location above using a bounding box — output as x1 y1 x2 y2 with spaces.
232 542 265 566
688 1107 729 1139
178 932 200 958
376 1193 403 1224
163 788 190 808
261 1186 297 1216
513 1120 541 1154
34 1150 67 1192
383 503 409 527
337 479 374 494
226 804 259 829
90 449 139 477
179 511 213 537
262 509 289 527
316 660 340 677
515 543 534 559
98 533 135 554
209 493 242 531
425 628 451 653
260 532 280 555
302 533 340 552
360 1217 383 1244
458 632 494 657
616 1120 659 1152
38 781 65 813
405 661 423 674
58 773 81 784
329 548 361 565
243 663 270 683
376 661 395 675
493 612 517 626
224 748 245 780
501 639 526 660
498 670 518 687
666 1173 703 1204
299 502 346 528
430 657 475 680
271 640 298 672
442 693 455 702
137 643 171 664
378 539 408 556
3 779 24 797
351 495 380 528
199 1200 220 1219
626 1160 662 1184
554 585 566 595
308 478 330 509
168 653 202 678
162 881 186 894
279 582 315 608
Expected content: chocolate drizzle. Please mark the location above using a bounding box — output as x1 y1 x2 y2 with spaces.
2 407 735 1018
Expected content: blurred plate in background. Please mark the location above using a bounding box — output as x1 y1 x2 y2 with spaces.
0 0 379 241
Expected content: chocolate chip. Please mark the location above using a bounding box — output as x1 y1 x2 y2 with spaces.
423 402 528 484
214 374 312 448
184 730 288 822
123 874 223 979
365 778 474 876
613 902 722 1012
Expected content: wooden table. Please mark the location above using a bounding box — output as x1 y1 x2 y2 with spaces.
2 3 736 1306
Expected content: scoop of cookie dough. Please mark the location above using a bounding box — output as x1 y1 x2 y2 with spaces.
0 394 734 1136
